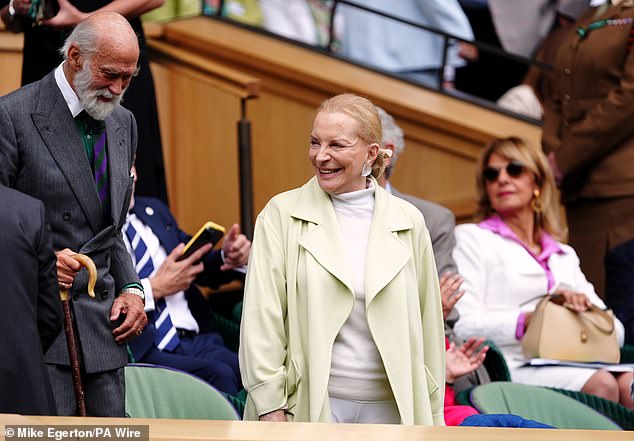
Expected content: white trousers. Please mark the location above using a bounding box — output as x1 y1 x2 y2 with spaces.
330 397 401 424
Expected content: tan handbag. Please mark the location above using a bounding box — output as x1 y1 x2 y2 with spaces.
521 295 620 363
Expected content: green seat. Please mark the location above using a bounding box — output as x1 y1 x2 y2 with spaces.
471 342 634 428
467 382 621 430
212 311 240 353
125 363 240 420
481 339 511 382
621 344 634 363
550 387 634 431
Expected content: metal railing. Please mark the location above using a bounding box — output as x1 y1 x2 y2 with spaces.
201 0 552 122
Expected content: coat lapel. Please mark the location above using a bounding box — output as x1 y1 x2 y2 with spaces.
292 178 354 294
365 183 413 305
106 115 128 225
32 73 104 233
290 177 413 299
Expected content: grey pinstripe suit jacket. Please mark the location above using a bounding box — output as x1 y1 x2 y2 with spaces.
0 71 140 373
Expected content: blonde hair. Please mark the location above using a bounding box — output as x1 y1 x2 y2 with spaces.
316 93 382 146
475 136 565 240
375 106 405 179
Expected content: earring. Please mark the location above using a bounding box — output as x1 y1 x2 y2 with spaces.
531 188 543 214
371 150 388 179
361 162 372 177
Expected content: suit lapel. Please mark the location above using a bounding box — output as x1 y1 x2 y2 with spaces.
292 178 354 294
106 115 128 225
132 200 179 251
365 184 413 305
32 73 104 233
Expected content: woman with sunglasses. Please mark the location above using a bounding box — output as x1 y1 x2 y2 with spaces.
452 137 633 408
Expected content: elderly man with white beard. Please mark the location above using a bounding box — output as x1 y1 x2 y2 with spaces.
0 11 147 416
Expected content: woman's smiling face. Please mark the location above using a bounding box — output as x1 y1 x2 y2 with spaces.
309 111 375 194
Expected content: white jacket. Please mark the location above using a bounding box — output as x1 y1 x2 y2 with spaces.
452 223 624 364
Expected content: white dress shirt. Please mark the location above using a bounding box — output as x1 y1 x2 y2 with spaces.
54 62 83 118
123 212 199 332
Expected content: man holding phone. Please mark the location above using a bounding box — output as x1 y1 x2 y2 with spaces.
123 166 250 396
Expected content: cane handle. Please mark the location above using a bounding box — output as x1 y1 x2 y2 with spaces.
58 253 97 301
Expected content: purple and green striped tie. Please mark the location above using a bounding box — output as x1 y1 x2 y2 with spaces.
75 111 110 215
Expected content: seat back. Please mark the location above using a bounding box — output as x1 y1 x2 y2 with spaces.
468 382 621 430
481 339 511 382
125 363 240 420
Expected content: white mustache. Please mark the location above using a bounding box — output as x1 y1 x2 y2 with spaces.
94 89 117 100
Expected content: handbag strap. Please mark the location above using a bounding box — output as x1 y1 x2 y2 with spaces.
554 298 615 334
578 305 615 335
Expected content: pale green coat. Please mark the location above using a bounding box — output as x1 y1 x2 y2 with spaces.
239 177 445 424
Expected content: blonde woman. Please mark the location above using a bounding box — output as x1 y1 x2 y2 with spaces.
239 94 445 424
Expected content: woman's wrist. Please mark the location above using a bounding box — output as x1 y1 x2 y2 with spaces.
259 409 287 422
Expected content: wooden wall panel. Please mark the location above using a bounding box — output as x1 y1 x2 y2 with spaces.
248 91 315 213
150 59 243 234
0 30 22 96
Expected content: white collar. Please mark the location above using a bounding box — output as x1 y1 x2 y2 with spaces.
54 62 84 118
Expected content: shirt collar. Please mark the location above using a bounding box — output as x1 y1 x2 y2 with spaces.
385 181 393 194
478 215 565 258
54 62 84 118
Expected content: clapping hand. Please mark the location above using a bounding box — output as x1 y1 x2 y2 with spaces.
446 337 488 384
221 223 251 271
440 272 465 321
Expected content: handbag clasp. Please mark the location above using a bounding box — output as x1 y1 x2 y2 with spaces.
580 331 588 343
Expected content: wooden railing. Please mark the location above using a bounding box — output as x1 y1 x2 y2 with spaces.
0 413 625 440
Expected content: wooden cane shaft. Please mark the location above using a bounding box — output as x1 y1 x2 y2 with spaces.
62 300 86 416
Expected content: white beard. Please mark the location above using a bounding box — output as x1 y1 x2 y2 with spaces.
74 61 126 121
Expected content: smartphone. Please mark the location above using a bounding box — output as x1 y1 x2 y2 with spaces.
177 221 226 261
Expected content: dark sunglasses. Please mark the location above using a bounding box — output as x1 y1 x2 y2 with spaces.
483 161 526 182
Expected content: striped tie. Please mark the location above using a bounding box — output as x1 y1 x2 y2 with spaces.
76 112 110 213
125 222 180 352
93 131 109 208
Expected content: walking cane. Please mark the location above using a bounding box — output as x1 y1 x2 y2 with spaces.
58 253 97 416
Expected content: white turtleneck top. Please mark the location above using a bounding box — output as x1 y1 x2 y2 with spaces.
327 180 393 401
